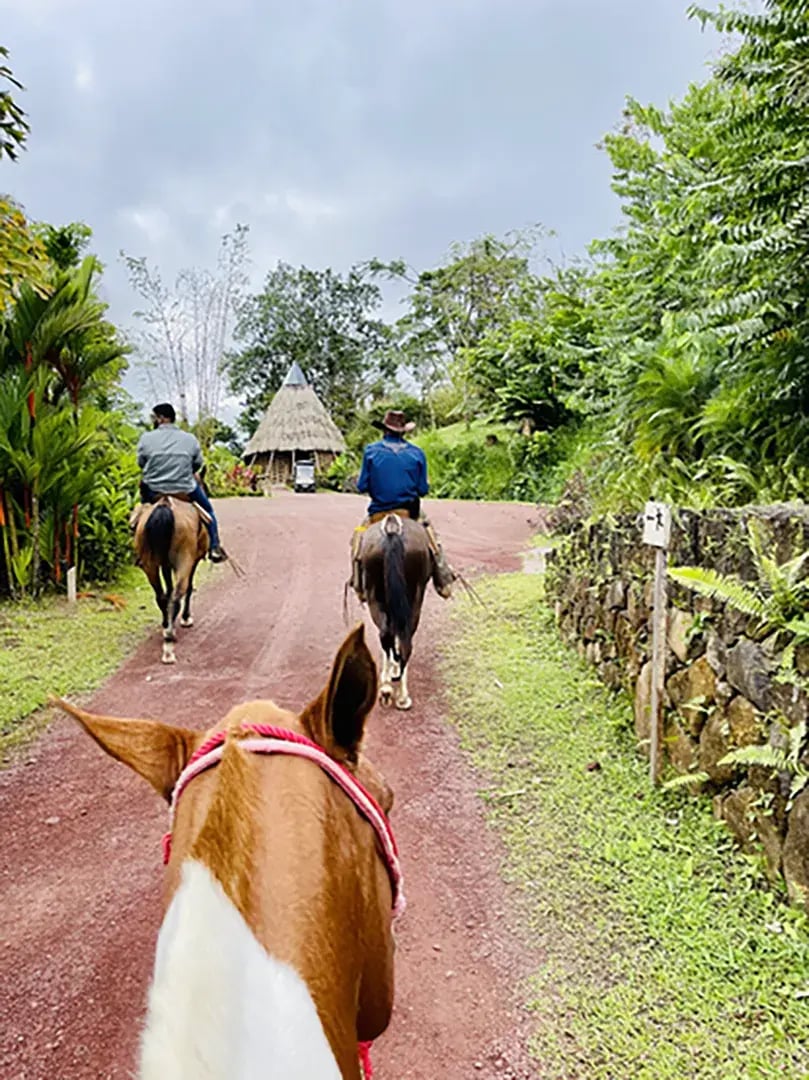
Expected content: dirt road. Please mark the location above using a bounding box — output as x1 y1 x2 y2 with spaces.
0 493 539 1079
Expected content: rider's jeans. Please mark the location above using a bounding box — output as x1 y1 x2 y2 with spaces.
190 484 221 549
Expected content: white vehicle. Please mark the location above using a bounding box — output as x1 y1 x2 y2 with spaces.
293 460 316 493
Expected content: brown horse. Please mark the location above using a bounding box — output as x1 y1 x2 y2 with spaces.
359 513 432 710
52 624 399 1080
134 496 208 664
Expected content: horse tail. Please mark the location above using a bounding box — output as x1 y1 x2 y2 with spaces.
382 516 412 660
143 501 174 568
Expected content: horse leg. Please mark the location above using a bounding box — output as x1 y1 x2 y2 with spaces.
394 661 412 711
146 563 164 617
144 561 170 661
180 560 199 627
161 563 177 665
378 630 395 708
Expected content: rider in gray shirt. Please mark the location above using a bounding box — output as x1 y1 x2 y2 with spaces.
136 402 226 562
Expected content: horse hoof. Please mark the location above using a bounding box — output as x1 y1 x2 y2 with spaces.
379 686 393 707
161 650 176 665
181 616 194 628
395 697 413 711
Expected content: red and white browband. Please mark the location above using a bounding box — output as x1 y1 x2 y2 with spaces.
162 723 405 919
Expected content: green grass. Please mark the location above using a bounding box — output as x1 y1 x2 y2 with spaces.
414 418 512 450
0 563 213 760
444 573 809 1080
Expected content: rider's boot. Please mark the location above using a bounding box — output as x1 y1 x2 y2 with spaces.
128 504 143 533
423 519 456 599
206 518 228 563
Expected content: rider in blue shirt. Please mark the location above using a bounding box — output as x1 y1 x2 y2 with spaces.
357 429 428 516
351 409 455 601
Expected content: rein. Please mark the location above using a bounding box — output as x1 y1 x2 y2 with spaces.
163 723 405 919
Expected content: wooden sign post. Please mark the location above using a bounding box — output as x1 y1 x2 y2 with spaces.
643 501 671 786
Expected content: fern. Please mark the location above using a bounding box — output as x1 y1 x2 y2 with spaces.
662 771 710 791
719 719 808 805
718 744 787 772
667 565 766 621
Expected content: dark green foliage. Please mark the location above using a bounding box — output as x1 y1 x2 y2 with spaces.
0 237 135 595
79 457 140 583
0 47 28 162
490 2 809 510
229 262 395 434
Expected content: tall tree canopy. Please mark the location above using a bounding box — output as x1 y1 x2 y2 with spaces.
229 261 394 435
0 47 28 162
373 233 541 420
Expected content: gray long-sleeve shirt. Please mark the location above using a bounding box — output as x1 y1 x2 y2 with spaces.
136 424 203 494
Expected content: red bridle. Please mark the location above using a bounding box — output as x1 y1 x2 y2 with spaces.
162 722 405 918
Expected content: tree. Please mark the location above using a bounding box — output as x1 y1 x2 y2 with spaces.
124 224 249 429
374 231 542 423
0 255 130 593
0 47 29 162
462 266 595 429
0 199 49 310
2 255 129 410
229 261 395 435
36 222 94 271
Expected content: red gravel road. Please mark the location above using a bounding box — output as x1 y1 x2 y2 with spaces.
0 493 540 1080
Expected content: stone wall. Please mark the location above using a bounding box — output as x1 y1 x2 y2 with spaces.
545 505 809 907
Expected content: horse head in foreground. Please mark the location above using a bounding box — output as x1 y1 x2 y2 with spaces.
134 496 208 664
359 513 432 710
53 624 400 1080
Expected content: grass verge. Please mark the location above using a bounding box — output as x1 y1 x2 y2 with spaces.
0 563 212 761
444 573 809 1080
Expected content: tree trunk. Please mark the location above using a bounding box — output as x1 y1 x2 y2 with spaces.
0 490 15 601
72 503 79 573
53 518 62 585
31 488 41 598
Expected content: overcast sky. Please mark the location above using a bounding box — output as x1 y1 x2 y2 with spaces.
2 0 721 394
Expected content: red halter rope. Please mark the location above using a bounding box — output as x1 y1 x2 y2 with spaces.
164 722 405 916
163 723 404 1079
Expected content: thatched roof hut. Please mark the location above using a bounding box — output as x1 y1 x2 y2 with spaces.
242 362 346 486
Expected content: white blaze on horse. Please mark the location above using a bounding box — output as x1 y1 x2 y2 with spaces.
134 496 208 664
53 625 402 1080
359 514 432 710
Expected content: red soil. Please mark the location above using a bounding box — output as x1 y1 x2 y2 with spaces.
0 493 540 1079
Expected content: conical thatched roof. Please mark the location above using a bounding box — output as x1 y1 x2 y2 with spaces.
242 363 346 457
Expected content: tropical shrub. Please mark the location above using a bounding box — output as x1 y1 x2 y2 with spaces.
79 456 140 583
203 444 261 497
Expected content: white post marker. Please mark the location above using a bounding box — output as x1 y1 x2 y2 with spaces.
67 565 77 604
643 501 671 786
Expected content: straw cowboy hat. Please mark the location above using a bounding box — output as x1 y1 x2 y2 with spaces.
375 409 416 434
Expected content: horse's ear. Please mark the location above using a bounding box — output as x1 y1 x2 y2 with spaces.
302 625 377 758
50 697 202 802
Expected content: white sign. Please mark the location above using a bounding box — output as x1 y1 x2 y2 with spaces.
643 501 672 549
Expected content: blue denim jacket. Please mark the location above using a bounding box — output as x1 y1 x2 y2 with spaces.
357 435 429 515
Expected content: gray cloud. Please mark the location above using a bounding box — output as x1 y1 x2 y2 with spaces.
3 0 719 392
